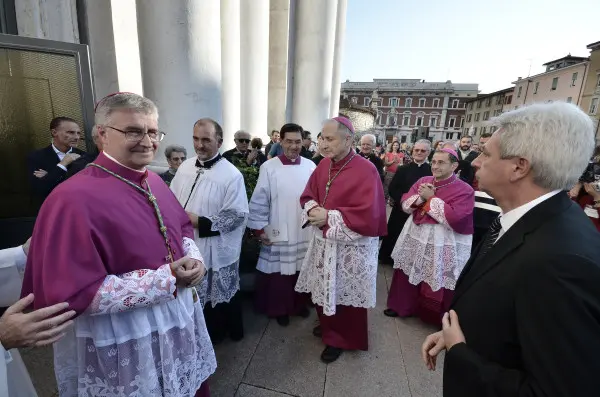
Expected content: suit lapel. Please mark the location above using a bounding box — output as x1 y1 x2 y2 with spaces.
452 192 572 306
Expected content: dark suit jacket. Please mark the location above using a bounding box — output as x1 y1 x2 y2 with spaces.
65 151 99 180
444 192 600 397
456 150 478 185
27 145 85 200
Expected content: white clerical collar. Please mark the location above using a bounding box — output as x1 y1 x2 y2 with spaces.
499 190 561 235
52 143 72 155
103 152 146 173
197 153 220 166
414 161 426 167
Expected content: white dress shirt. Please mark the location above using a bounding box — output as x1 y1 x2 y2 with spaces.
497 190 562 241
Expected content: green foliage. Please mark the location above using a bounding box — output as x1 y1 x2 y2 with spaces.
231 157 260 201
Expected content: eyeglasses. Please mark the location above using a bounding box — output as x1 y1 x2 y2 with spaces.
413 149 427 153
104 125 165 142
237 139 250 144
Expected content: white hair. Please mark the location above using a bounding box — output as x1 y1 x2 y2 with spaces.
95 93 158 125
361 133 376 146
490 102 595 190
234 130 250 139
414 139 432 151
323 119 353 138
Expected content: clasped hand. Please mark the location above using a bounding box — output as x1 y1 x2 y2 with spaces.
418 183 435 201
307 206 328 228
170 256 206 287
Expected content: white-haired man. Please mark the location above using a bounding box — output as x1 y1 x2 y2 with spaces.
21 92 216 396
358 133 384 182
223 129 266 167
422 102 600 397
296 117 387 363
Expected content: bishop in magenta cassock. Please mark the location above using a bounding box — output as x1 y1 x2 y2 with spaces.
295 117 387 363
20 93 216 397
386 148 474 325
248 123 316 326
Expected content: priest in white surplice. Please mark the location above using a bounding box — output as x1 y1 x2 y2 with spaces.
248 123 316 326
171 118 249 344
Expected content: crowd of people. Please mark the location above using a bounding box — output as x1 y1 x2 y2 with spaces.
1 94 600 397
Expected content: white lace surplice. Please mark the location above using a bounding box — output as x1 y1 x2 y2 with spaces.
170 158 249 306
295 200 378 316
248 158 316 275
54 237 217 397
391 195 472 291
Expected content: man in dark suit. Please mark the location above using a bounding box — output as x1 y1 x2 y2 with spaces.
454 135 478 185
27 117 85 201
65 126 103 180
378 139 432 265
422 102 600 397
358 133 384 183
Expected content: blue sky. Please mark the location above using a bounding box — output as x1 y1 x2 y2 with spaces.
342 0 600 93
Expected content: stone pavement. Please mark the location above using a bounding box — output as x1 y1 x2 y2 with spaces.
21 264 444 397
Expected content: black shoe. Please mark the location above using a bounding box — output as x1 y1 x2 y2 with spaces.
312 325 322 337
383 309 399 317
320 346 343 363
297 307 310 318
276 315 290 327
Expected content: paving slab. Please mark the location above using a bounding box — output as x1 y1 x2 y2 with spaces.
211 299 271 397
324 270 411 397
242 309 327 397
235 383 299 397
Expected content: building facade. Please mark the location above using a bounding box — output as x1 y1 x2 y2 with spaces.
463 87 514 141
340 79 478 144
579 41 600 142
512 55 589 109
0 0 348 166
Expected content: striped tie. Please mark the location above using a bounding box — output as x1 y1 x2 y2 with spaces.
476 216 502 259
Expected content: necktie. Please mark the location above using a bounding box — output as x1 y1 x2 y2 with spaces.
476 216 502 260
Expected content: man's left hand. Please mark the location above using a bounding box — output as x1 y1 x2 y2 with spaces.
442 310 466 349
308 207 328 228
186 212 199 228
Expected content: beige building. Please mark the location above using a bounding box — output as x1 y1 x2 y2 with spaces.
579 40 600 142
512 55 589 109
463 87 514 141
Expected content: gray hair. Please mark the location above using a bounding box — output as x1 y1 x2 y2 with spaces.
164 145 187 159
490 102 595 190
361 133 376 146
234 130 250 139
414 139 432 151
95 93 158 125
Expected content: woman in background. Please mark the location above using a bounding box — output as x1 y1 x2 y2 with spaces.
383 141 405 200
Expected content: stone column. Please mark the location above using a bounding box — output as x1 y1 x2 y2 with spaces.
15 0 79 43
240 0 270 142
329 0 347 118
137 0 222 166
83 0 143 100
292 0 338 134
267 0 291 133
220 0 241 150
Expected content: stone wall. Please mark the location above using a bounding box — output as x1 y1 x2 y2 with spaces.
338 108 375 133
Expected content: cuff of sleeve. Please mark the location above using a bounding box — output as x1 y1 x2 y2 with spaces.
57 164 67 171
422 197 434 213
